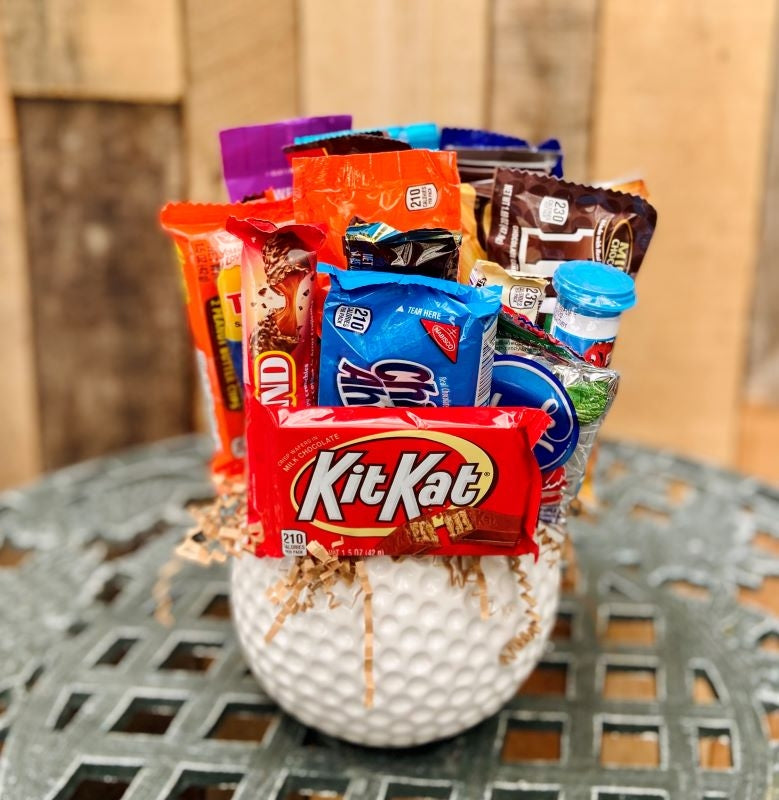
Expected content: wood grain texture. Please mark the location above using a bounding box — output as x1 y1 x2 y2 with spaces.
298 0 490 130
0 0 182 101
17 101 193 470
488 0 599 182
592 0 778 466
745 25 779 404
0 34 41 487
183 0 299 201
738 403 779 487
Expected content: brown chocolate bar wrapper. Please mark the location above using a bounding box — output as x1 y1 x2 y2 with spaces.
443 508 522 548
381 518 440 556
382 506 523 555
486 168 658 288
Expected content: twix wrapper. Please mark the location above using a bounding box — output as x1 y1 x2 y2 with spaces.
160 198 292 477
486 169 657 322
248 403 550 558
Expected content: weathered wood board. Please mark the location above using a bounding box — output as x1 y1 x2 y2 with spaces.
0 0 183 101
489 0 599 182
299 0 490 130
17 100 193 469
592 0 778 466
0 34 40 486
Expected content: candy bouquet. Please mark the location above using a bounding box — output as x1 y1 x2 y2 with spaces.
160 117 657 747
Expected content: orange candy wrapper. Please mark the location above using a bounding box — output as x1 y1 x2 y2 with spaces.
292 150 462 267
160 198 293 477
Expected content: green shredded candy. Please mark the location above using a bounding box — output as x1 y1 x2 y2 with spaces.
565 380 611 424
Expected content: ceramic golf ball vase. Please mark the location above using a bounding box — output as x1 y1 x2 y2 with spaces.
231 544 561 747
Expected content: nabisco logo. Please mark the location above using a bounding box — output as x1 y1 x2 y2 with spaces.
290 431 496 536
421 319 460 363
336 358 439 406
254 351 296 406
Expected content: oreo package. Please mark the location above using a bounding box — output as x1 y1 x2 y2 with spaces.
318 265 501 408
344 221 461 282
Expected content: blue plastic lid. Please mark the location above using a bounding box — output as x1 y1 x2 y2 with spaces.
384 123 440 149
294 122 440 150
552 260 636 317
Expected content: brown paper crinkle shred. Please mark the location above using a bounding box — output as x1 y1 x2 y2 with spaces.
177 486 566 704
355 560 375 708
500 558 542 664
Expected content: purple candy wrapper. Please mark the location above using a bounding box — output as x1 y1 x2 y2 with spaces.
219 115 351 202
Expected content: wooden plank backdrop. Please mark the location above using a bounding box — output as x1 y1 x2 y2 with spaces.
0 30 40 486
0 0 777 486
591 0 778 467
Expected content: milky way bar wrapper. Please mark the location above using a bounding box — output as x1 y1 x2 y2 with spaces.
248 403 550 558
486 169 657 318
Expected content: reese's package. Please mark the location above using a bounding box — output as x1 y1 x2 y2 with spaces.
317 265 500 408
292 150 462 267
160 198 292 477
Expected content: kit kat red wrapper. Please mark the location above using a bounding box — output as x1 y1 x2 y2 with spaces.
247 402 551 558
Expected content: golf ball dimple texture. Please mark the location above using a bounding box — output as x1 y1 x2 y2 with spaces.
231 552 560 747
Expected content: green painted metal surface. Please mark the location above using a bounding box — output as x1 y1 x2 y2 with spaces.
0 436 777 799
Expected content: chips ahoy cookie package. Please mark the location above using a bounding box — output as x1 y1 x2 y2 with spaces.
317 265 501 409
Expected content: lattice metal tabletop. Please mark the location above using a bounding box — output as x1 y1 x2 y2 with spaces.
0 436 777 800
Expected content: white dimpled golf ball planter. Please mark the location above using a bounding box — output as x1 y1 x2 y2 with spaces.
231 543 561 747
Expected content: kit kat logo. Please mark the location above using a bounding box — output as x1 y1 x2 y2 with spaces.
604 219 633 270
254 351 296 406
421 319 460 363
290 431 496 536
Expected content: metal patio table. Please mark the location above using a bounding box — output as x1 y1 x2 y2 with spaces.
0 436 777 800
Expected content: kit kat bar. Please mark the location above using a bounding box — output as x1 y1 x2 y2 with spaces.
381 518 440 556
441 507 522 548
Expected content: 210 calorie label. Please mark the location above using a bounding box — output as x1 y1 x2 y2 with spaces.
335 304 372 334
281 529 307 557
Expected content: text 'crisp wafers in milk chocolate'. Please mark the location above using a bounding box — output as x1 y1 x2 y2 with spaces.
247 404 550 558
